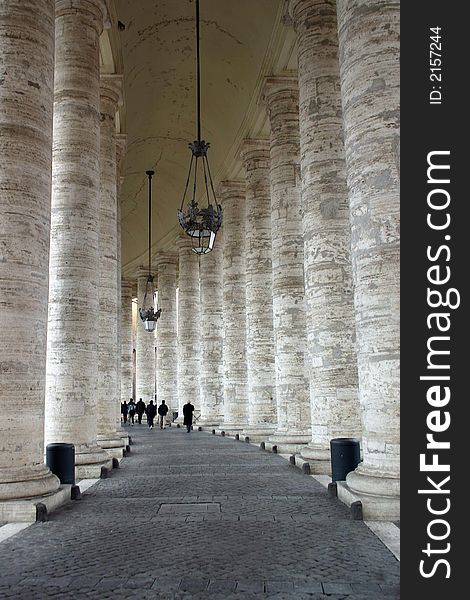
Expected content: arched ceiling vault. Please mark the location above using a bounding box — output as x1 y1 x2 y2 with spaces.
103 0 297 277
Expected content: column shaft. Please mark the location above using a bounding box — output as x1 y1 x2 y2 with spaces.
120 280 134 403
0 0 60 504
45 0 111 476
290 0 361 472
262 77 311 452
155 253 178 417
220 181 248 432
337 0 400 519
97 75 123 455
199 239 224 426
177 237 200 416
240 141 277 439
136 269 156 403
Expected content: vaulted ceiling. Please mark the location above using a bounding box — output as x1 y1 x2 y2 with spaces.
106 0 296 276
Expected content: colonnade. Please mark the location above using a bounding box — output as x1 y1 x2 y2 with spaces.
0 0 399 521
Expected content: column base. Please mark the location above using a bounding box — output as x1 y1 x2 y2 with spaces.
0 465 60 501
97 434 125 459
75 445 113 478
0 484 72 523
300 444 331 475
338 464 400 521
241 426 277 443
217 423 248 437
268 432 311 454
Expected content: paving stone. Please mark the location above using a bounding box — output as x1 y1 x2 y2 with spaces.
0 428 399 599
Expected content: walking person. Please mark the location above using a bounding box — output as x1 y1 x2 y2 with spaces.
121 400 128 425
136 397 146 424
182 400 195 433
146 400 156 429
157 400 169 429
128 398 136 425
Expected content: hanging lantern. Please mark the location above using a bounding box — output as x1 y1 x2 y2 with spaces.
177 0 222 254
139 170 162 332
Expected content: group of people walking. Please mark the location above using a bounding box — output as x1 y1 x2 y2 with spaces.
120 399 195 432
121 398 169 429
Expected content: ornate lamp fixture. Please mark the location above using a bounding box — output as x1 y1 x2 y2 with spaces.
177 0 222 254
139 170 162 332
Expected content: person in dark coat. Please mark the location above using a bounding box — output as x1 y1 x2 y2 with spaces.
182 401 195 433
146 400 157 429
121 400 128 424
136 398 146 424
128 398 136 425
157 400 169 429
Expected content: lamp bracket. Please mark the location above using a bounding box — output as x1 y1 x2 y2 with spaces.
189 140 210 157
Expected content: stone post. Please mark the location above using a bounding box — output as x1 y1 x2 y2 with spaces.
199 236 224 426
135 267 157 404
239 141 277 440
96 74 124 457
45 0 112 477
155 252 178 418
336 0 400 520
261 77 311 452
176 236 201 418
289 0 361 473
219 181 248 434
0 0 61 513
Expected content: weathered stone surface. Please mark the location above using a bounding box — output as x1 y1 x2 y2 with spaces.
261 77 311 452
97 75 124 453
45 0 112 476
135 267 156 404
290 0 361 473
199 240 224 425
177 235 201 416
219 181 248 432
115 133 128 431
0 0 60 502
239 141 277 439
120 279 134 403
337 0 400 519
155 252 178 416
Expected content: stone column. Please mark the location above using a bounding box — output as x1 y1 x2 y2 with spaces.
135 267 156 404
199 237 224 426
120 279 134 403
261 77 311 452
155 252 178 417
96 74 124 457
0 0 61 513
45 0 112 477
336 0 400 520
115 133 128 441
289 0 361 473
219 181 248 434
177 236 201 417
239 141 277 440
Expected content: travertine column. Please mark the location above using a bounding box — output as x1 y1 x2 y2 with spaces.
0 0 60 508
177 236 200 417
115 133 127 439
45 0 112 476
219 181 248 433
135 267 156 403
120 279 134 403
337 0 400 519
239 141 277 439
97 74 124 456
262 77 311 452
155 253 178 416
199 236 224 426
290 0 361 473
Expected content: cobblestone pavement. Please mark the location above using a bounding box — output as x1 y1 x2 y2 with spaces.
0 427 399 599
